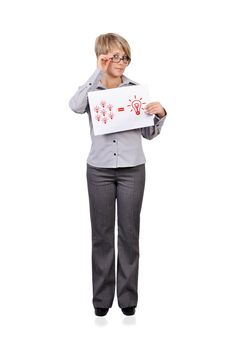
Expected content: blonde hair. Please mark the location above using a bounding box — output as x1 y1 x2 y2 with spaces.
95 33 131 62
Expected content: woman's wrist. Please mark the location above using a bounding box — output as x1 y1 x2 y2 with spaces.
156 108 167 118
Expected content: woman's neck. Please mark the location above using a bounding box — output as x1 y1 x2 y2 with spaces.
101 73 122 89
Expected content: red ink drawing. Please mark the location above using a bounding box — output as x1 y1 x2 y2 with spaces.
100 101 107 108
118 107 125 112
101 108 107 117
127 95 146 116
94 101 114 124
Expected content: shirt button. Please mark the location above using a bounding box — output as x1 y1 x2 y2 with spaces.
114 153 116 156
113 140 116 142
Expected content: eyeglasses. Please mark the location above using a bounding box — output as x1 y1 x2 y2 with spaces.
109 54 131 64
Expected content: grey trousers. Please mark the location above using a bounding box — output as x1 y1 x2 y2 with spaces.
86 163 145 309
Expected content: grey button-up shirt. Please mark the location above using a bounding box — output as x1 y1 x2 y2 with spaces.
69 69 166 168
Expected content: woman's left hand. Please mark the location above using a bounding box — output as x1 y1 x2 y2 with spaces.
145 102 166 118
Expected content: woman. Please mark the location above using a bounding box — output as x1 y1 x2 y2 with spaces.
69 33 167 316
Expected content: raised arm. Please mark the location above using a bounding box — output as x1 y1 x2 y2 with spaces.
69 69 102 114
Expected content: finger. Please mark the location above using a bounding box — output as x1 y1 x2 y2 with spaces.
145 104 157 111
99 54 108 59
146 108 160 115
145 109 156 115
149 103 160 108
98 55 109 64
100 56 108 62
105 58 111 66
145 102 160 110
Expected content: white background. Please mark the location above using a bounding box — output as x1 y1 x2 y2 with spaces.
0 0 232 349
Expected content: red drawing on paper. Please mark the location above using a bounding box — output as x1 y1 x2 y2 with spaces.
100 101 107 108
94 101 114 124
118 107 125 112
127 95 146 116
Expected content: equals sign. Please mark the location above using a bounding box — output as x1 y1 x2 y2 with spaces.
118 107 124 112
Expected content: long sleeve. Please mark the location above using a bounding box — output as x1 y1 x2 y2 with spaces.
69 69 102 114
141 110 167 140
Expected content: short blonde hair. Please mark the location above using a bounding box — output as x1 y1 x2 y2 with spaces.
95 33 131 62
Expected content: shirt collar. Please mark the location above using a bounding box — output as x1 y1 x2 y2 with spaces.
97 75 137 89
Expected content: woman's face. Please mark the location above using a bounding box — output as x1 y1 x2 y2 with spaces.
106 46 129 78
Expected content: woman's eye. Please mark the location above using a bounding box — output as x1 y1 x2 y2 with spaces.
113 54 120 59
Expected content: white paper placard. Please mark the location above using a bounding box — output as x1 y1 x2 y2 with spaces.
88 85 154 135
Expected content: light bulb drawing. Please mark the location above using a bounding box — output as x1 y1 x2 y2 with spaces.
132 100 141 115
127 95 146 116
100 101 107 108
94 101 114 124
107 104 113 112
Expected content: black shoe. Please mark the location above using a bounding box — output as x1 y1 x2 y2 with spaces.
121 306 136 316
94 307 109 316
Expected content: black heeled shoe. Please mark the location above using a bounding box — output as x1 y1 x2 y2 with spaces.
94 307 109 316
121 306 136 316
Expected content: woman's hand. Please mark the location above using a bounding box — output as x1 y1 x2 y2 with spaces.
97 54 111 72
145 102 166 118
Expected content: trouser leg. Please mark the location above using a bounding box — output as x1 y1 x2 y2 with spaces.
86 164 116 308
116 164 145 308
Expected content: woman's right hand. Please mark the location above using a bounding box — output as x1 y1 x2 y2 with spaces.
97 54 111 72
